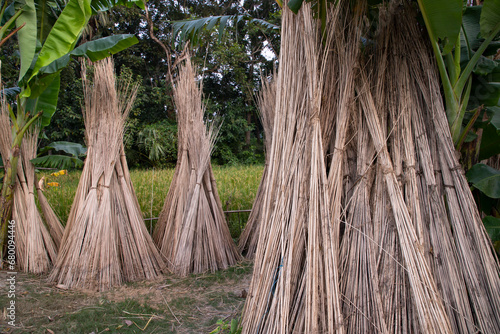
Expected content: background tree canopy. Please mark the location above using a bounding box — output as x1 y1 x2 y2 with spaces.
23 0 281 167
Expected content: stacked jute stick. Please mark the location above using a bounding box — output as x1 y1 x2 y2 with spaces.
49 59 165 290
238 74 275 258
242 3 344 332
241 0 500 333
0 80 64 274
365 3 500 332
153 55 240 276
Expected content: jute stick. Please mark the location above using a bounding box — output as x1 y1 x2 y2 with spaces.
50 58 164 290
153 55 240 276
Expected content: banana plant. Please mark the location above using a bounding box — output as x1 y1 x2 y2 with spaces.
0 0 142 263
167 0 281 45
31 141 87 169
0 0 23 46
172 14 279 46
168 0 280 48
417 0 500 145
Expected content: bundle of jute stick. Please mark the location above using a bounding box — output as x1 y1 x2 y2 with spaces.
241 3 344 332
0 84 63 274
49 59 165 290
153 55 240 276
336 2 452 331
238 75 275 258
406 5 500 332
353 2 500 332
242 0 500 333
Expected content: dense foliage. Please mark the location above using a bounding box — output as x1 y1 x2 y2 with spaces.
28 0 280 166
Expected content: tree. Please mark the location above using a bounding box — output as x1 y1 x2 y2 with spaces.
87 0 280 166
170 0 280 164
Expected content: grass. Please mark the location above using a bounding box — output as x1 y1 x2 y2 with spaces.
168 261 254 289
0 261 253 333
35 170 81 225
212 165 264 238
36 164 264 239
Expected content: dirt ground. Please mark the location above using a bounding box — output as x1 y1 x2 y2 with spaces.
0 261 253 334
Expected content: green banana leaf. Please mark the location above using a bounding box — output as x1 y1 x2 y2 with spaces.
417 0 462 55
462 6 500 59
38 141 87 157
172 15 278 45
1 1 16 26
466 163 500 198
32 140 87 169
479 106 500 160
1 87 21 98
483 216 500 252
287 0 303 14
25 72 60 126
31 155 84 169
16 0 37 81
38 34 139 75
24 71 58 98
28 0 93 84
37 0 61 44
473 56 498 76
480 0 500 37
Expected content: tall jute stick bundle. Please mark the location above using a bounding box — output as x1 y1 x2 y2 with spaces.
153 55 240 276
368 7 419 331
241 3 344 333
50 58 164 290
243 0 499 332
238 75 275 258
339 101 389 333
403 6 500 331
323 4 391 332
357 67 453 334
0 82 63 274
354 2 500 332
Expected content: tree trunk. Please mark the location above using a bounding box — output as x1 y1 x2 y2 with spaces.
245 112 252 146
244 59 255 148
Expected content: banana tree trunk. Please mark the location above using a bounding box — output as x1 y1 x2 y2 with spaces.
0 145 20 266
0 110 41 266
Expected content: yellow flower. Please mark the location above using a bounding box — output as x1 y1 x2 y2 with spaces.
51 170 68 177
47 182 60 187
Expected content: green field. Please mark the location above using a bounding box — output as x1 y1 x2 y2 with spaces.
39 164 264 239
